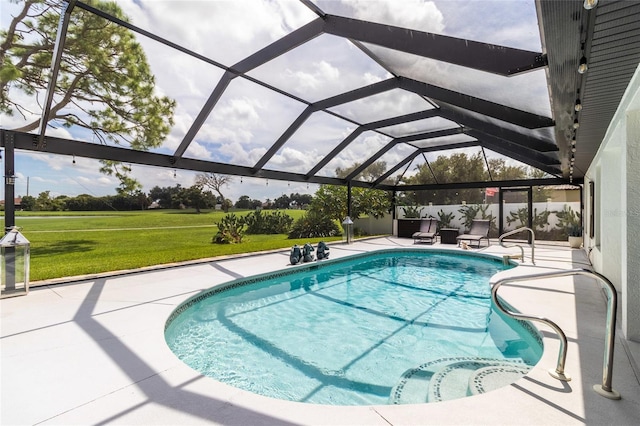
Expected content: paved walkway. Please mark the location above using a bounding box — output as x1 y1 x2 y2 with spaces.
1 237 639 425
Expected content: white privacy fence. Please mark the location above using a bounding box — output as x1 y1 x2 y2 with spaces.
395 201 581 238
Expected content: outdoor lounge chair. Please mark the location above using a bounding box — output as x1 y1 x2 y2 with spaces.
412 218 438 244
456 219 491 248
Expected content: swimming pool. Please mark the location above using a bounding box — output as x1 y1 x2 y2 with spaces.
165 249 542 405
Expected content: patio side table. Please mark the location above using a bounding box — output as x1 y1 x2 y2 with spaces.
439 228 460 244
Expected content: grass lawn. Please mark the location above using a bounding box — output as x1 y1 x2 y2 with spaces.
8 209 341 281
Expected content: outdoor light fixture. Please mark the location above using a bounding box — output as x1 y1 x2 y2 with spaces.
578 56 589 74
571 137 576 147
584 0 598 10
572 147 577 153
575 99 583 112
1 227 31 299
573 118 580 129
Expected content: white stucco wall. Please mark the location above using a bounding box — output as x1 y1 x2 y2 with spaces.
396 202 581 232
585 64 640 342
598 123 623 289
353 214 393 235
625 110 640 342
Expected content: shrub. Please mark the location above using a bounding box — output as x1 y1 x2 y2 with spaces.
568 223 582 237
244 210 293 234
436 209 455 230
554 204 581 238
458 204 481 230
213 213 246 244
288 210 341 239
506 207 551 231
401 205 421 218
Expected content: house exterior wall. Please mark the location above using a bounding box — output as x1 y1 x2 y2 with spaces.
546 188 580 202
585 64 640 342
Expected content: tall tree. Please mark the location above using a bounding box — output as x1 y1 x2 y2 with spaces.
177 185 214 214
273 193 291 209
310 185 390 222
290 192 312 207
312 162 391 221
19 195 36 211
35 190 53 211
401 153 531 205
1 0 176 189
234 195 252 209
194 173 232 212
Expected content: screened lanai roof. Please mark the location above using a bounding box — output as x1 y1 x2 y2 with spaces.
3 0 640 191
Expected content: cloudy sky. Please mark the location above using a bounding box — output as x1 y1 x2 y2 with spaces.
1 0 548 203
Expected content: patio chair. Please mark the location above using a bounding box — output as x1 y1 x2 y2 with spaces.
456 219 491 248
412 218 438 244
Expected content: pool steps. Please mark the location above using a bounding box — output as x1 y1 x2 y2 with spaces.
389 357 532 404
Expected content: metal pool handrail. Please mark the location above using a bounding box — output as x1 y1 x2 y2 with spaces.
491 268 621 400
499 227 535 264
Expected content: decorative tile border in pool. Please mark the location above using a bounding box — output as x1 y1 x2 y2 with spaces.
469 363 533 395
164 248 520 332
390 356 531 404
497 299 544 348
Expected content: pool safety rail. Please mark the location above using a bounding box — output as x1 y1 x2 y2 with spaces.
499 227 535 264
491 269 621 400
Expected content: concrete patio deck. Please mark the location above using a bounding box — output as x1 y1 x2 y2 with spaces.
1 237 639 425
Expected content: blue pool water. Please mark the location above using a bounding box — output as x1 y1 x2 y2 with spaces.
165 250 542 405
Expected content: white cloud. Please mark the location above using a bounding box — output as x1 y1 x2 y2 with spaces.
318 0 445 33
46 126 74 140
31 176 57 184
268 146 321 173
286 60 342 93
184 141 213 161
331 89 431 124
363 72 388 85
217 141 265 166
432 0 541 50
319 131 392 177
124 0 317 65
217 97 263 127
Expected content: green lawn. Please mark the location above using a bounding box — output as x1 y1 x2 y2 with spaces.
7 209 341 281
